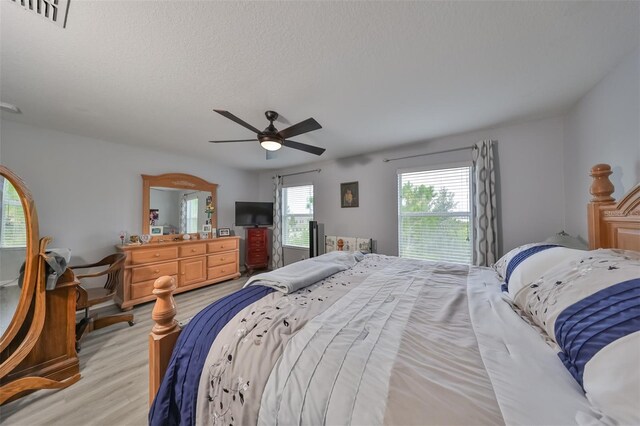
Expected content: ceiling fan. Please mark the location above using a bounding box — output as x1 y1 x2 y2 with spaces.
209 110 325 159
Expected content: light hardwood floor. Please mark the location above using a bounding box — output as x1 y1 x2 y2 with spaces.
0 277 248 426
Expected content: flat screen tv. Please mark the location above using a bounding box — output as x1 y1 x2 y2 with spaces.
235 202 274 227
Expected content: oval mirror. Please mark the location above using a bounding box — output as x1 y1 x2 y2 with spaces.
0 167 39 352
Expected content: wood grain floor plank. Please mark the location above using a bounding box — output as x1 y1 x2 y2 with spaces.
0 277 247 425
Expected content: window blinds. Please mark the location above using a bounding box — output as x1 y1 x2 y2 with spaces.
282 185 314 248
398 166 472 264
1 179 27 248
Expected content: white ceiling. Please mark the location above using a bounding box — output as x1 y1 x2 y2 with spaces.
1 1 638 171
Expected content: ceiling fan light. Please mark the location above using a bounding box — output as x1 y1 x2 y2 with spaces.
260 138 282 151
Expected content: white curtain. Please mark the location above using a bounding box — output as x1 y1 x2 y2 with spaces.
179 196 187 234
472 140 498 266
271 176 284 269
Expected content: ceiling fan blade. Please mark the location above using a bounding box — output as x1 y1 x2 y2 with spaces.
209 139 256 143
266 150 277 160
277 118 322 140
282 140 326 156
213 109 262 134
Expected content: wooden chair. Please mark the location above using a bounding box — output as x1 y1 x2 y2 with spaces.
72 253 133 351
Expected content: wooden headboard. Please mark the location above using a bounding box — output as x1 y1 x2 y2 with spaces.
587 164 640 251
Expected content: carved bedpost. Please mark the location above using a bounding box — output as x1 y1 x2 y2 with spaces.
588 164 616 249
149 276 181 406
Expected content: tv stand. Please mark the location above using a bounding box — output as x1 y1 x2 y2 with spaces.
245 227 269 276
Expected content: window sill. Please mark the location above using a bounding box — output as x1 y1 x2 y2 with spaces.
283 245 308 251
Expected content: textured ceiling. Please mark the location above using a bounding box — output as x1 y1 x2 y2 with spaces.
1 1 638 171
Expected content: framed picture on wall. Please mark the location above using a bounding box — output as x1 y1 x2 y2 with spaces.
150 226 163 235
340 181 359 208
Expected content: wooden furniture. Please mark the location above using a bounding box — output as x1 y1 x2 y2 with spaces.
72 253 133 351
117 237 241 309
587 164 640 251
0 166 80 405
142 173 217 238
147 163 640 405
245 227 269 275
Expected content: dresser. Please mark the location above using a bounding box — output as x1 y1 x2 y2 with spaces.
245 227 269 276
116 237 240 309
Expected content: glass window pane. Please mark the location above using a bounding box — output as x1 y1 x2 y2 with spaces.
398 166 472 264
282 185 314 248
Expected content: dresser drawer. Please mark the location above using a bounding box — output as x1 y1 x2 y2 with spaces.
208 253 235 267
208 264 237 280
179 243 206 258
247 248 267 262
131 261 178 284
130 275 178 300
207 239 238 253
131 246 178 265
249 238 266 248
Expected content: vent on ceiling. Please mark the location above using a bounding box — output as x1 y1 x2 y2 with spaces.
11 0 70 28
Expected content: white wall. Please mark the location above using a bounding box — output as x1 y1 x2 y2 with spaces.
0 119 259 264
563 48 640 239
259 116 567 263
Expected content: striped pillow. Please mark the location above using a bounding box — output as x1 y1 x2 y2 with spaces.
514 249 640 424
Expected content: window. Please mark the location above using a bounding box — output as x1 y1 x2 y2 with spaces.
1 179 27 248
185 198 198 233
282 185 314 248
398 165 472 264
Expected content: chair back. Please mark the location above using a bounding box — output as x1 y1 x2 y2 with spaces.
103 253 126 293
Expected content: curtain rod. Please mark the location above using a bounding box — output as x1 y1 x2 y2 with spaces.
273 168 321 179
382 146 476 163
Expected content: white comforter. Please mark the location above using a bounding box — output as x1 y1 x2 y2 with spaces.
195 254 602 425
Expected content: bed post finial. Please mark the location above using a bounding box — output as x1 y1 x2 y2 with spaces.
149 276 181 406
151 276 178 335
589 164 615 203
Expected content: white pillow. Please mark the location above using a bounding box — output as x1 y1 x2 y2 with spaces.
506 247 585 299
514 249 640 424
544 232 588 250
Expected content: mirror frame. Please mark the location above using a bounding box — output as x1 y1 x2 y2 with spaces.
0 166 40 354
142 173 218 236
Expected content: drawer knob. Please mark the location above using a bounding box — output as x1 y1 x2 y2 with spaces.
154 253 160 257
154 269 160 273
220 257 225 261
191 248 197 252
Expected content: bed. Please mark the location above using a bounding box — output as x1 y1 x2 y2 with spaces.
147 163 640 425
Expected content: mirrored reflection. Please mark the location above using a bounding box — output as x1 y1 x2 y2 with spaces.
0 176 27 338
149 188 212 235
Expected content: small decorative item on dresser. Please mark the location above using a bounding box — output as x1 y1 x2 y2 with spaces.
150 226 163 236
182 234 191 240
211 228 217 238
129 235 140 244
340 181 359 208
218 227 230 237
199 231 210 240
203 224 212 233
140 234 152 244
119 230 127 245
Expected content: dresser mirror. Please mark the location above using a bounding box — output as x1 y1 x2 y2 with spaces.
0 166 39 353
142 173 218 237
